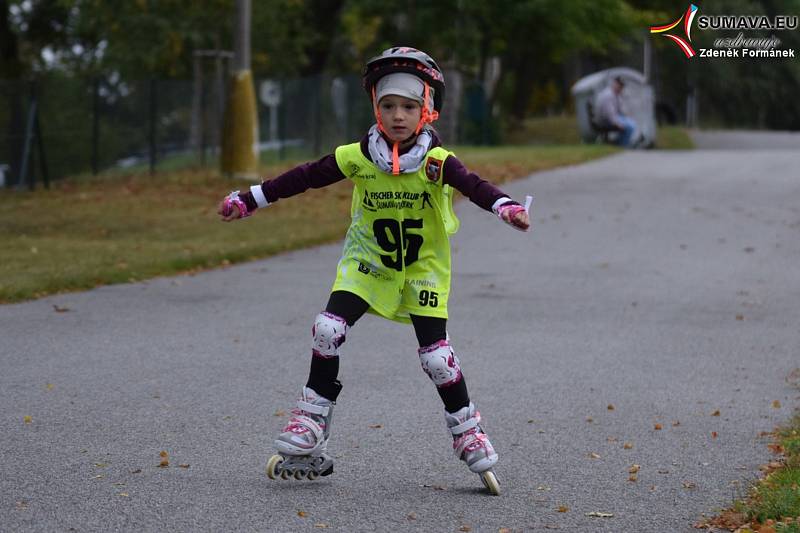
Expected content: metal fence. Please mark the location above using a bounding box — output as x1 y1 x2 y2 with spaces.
1 71 477 189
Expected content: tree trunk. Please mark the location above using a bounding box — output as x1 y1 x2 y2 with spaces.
1 0 25 185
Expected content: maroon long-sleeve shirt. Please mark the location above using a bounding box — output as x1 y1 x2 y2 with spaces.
239 130 517 213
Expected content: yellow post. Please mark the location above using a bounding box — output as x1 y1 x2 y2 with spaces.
221 0 259 178
221 69 259 178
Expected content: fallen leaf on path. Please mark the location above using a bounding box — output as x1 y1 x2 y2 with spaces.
118 492 129 497
178 464 190 468
586 512 614 518
158 451 169 468
588 452 601 459
712 431 718 438
654 423 663 430
629 464 640 473
273 410 286 417
459 526 472 532
313 524 328 529
623 442 633 449
537 485 551 491
45 383 54 391
297 511 307 518
736 314 745 321
23 416 32 424
422 484 446 491
711 409 721 416
607 404 615 411
53 305 70 313
368 424 383 429
557 505 569 513
629 473 638 482
672 420 681 426
683 481 697 489
772 400 781 408
406 513 417 521
131 469 142 474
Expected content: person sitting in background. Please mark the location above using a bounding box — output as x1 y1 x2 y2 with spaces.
594 76 639 148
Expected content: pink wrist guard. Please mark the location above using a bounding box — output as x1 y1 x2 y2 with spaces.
496 203 528 231
222 190 250 219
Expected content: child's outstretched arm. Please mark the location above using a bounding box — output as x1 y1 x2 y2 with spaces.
443 156 531 232
217 154 346 222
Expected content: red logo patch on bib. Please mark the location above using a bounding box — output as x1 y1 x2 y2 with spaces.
425 157 442 182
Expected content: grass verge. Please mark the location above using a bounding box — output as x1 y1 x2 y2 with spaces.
0 144 616 304
701 413 800 532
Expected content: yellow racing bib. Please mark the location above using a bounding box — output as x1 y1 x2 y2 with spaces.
332 143 459 323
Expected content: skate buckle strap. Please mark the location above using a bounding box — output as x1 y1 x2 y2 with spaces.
449 412 481 436
297 400 330 417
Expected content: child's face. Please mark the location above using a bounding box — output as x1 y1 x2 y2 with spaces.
378 95 422 142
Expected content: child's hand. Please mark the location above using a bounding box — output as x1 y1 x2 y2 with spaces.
218 191 249 221
497 203 530 232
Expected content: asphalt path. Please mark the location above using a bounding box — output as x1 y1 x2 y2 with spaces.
2 140 799 532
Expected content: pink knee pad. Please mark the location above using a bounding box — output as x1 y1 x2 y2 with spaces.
311 312 348 358
418 339 462 387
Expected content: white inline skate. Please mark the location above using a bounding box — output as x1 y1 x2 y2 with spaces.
266 386 336 481
445 402 500 495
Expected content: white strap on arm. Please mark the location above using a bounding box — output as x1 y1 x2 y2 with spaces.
491 196 512 215
250 184 270 208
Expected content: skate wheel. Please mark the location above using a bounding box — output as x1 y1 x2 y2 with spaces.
307 471 319 481
280 467 292 480
294 470 306 480
480 470 501 496
266 455 283 480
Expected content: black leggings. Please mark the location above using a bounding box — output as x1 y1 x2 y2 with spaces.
306 290 470 412
325 290 447 346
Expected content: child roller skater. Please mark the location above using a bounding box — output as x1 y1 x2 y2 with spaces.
218 47 530 495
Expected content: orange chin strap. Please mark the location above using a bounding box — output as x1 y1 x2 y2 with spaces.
372 82 439 175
